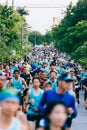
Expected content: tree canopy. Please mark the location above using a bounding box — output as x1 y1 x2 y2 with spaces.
52 0 87 66
0 4 29 61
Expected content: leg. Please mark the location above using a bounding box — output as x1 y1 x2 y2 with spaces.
28 121 35 130
27 114 35 130
84 92 87 109
66 118 72 130
65 128 71 130
76 88 80 103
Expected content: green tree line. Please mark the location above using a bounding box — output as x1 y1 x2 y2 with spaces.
28 30 53 45
52 0 87 67
0 5 29 62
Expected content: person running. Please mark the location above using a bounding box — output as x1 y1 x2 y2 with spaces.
39 70 47 89
38 101 67 130
38 73 77 130
0 75 6 91
26 77 43 130
0 88 28 130
42 81 52 91
8 70 27 107
21 67 31 86
48 71 57 90
3 65 11 79
83 77 87 110
8 70 27 92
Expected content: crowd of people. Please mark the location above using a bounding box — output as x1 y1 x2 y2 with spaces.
0 45 87 130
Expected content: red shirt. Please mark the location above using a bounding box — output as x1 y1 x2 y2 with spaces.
3 70 11 77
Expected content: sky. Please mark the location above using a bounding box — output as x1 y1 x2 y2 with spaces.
0 0 78 34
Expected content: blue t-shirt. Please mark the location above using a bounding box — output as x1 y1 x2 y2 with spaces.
47 79 57 90
39 90 77 118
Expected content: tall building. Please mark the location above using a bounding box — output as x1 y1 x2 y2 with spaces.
52 17 57 27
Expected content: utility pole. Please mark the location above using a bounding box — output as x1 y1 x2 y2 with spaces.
35 35 36 46
6 0 8 6
12 0 14 8
21 26 24 45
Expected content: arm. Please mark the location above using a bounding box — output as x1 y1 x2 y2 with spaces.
8 79 12 87
38 91 47 113
21 124 29 130
83 85 87 90
22 79 27 90
70 96 77 118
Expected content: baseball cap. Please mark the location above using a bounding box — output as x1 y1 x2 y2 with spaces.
41 69 47 73
0 88 20 103
58 73 74 82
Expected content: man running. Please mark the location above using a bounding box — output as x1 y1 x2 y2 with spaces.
8 70 27 92
0 88 28 130
83 77 87 109
8 70 27 106
38 73 77 130
0 75 6 91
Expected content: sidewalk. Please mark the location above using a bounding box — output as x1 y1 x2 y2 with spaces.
72 91 87 130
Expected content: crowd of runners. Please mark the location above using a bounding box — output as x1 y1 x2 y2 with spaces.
0 45 87 130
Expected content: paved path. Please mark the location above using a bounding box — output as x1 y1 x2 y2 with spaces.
72 91 87 130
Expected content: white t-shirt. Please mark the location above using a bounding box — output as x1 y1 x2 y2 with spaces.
0 117 21 130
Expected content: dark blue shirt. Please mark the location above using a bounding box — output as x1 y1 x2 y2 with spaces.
39 90 77 118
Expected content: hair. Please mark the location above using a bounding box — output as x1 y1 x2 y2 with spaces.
45 101 66 118
32 77 40 82
57 73 68 86
50 63 56 67
13 61 16 64
14 70 20 74
50 71 57 75
24 67 27 69
46 82 52 86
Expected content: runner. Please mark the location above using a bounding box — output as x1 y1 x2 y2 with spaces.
26 77 43 130
48 71 57 90
0 75 6 91
21 67 31 86
8 70 27 107
83 77 87 110
38 73 77 130
0 88 28 130
38 101 67 130
8 70 27 91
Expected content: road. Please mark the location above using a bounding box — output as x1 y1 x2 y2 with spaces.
72 91 87 130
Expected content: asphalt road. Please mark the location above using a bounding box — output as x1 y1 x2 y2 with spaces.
72 91 87 130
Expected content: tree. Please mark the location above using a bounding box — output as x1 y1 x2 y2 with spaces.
0 4 29 61
44 31 53 44
17 7 29 16
28 31 44 45
52 0 87 66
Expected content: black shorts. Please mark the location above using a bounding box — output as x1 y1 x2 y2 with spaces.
66 117 72 128
27 114 40 122
84 92 87 101
27 114 43 128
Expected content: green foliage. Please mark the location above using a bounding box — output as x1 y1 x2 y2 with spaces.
44 31 53 44
17 7 29 16
28 31 44 45
28 30 54 45
0 4 29 62
52 0 87 66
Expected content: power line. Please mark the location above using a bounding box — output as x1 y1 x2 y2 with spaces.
1 2 67 8
14 6 66 9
